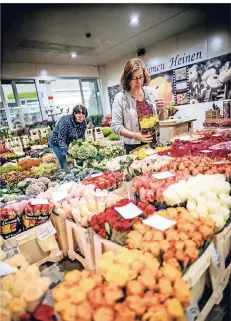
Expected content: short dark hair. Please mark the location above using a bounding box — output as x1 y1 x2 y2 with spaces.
72 104 88 118
120 58 151 91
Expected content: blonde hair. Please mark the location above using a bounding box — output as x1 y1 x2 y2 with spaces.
120 58 151 91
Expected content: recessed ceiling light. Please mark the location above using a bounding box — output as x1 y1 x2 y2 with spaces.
71 52 78 58
130 16 139 25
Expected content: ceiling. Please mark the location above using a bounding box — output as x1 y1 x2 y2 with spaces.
1 4 230 67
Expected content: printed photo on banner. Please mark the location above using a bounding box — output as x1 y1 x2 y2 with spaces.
108 84 121 110
149 71 175 106
189 53 231 103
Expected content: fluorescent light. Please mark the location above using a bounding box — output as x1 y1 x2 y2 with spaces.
130 16 139 25
71 52 78 58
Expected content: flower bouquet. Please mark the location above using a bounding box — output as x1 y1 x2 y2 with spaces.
140 115 160 149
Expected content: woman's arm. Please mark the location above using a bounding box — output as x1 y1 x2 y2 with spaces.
111 94 152 142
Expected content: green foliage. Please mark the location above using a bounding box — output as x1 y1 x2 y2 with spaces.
102 127 113 137
108 133 120 141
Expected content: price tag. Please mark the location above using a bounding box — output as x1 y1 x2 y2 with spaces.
143 214 176 231
145 149 156 155
152 171 175 179
91 172 103 178
191 140 201 143
200 150 211 153
213 161 225 165
0 261 18 277
30 199 49 205
36 221 56 240
185 300 200 321
115 202 143 219
212 134 221 137
52 190 68 202
58 182 75 192
3 245 19 258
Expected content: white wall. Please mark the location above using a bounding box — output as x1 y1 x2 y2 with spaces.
1 62 100 79
101 21 231 128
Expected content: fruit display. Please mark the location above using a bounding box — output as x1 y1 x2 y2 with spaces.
132 172 189 203
0 254 51 320
53 248 191 321
0 152 18 161
32 163 58 178
163 174 231 230
1 169 36 186
90 199 156 244
83 172 124 190
127 207 215 269
0 163 22 175
161 156 231 176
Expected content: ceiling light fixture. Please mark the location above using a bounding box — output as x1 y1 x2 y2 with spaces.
71 52 78 58
130 16 139 25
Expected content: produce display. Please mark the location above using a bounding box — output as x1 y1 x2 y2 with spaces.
159 133 231 158
53 248 191 321
127 207 215 269
1 254 51 321
90 199 156 244
83 172 124 190
163 174 231 229
160 156 231 176
203 118 231 128
1 125 231 321
132 172 189 203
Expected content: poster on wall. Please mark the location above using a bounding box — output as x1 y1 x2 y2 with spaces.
173 67 190 105
149 71 175 106
108 84 121 110
189 53 231 103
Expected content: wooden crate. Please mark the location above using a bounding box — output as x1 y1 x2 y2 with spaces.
183 243 222 321
66 220 95 271
86 128 95 141
94 127 104 141
212 222 231 282
94 233 121 271
50 213 69 257
29 129 40 141
4 222 63 266
205 110 220 120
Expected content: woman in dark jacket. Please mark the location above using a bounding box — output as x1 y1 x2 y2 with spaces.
49 104 88 170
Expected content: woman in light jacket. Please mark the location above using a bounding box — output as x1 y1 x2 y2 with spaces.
112 58 168 154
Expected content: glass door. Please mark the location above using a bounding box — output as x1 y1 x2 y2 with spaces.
15 80 43 126
1 80 18 129
80 79 103 116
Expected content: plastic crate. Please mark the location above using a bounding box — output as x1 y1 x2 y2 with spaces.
50 213 69 257
4 221 63 266
94 233 121 271
66 219 95 271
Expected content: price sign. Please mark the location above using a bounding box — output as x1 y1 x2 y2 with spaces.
143 214 176 231
152 171 175 179
115 202 142 219
36 221 56 240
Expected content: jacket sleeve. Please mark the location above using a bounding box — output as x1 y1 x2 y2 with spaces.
111 93 125 135
79 121 87 139
58 118 69 155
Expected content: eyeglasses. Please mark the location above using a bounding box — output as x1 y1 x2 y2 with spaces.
131 75 144 81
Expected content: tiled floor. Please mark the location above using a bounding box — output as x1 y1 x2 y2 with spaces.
40 258 230 321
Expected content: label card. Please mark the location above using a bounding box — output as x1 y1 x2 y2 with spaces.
0 261 18 277
213 161 225 165
212 134 221 137
115 202 143 219
191 140 201 143
52 190 68 202
30 198 49 205
200 150 211 153
152 171 175 179
143 214 176 231
36 221 56 240
145 149 156 155
91 172 103 178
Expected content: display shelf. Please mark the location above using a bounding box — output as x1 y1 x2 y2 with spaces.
66 219 95 271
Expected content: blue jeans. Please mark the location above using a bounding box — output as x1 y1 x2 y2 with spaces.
49 140 68 170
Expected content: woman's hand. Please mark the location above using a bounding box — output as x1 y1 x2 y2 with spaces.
155 98 167 111
134 132 153 143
